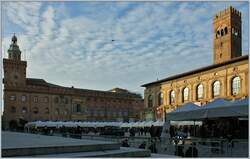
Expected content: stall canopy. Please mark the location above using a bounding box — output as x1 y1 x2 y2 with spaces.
166 98 249 121
167 103 201 121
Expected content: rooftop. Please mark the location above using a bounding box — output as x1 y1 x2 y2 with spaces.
141 55 248 87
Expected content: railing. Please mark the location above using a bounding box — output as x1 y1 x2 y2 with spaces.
25 130 248 157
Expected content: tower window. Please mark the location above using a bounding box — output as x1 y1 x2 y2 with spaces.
221 29 224 36
217 31 220 36
11 106 16 113
224 27 228 34
10 95 16 101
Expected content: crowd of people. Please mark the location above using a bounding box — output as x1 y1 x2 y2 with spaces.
169 118 246 140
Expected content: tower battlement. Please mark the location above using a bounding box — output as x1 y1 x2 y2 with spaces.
213 6 241 21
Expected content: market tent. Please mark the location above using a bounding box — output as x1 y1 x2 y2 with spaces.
191 98 248 119
166 98 248 121
167 103 201 121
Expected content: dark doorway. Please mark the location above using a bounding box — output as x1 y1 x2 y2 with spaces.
9 120 18 131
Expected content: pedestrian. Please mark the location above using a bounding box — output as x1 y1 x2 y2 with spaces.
175 145 184 157
149 125 155 138
122 139 130 147
138 141 147 149
148 139 157 153
185 143 198 157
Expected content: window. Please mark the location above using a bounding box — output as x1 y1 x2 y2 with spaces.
158 92 163 106
55 108 59 115
11 106 16 113
221 29 224 36
21 95 27 102
65 98 68 104
119 111 122 116
169 90 175 104
64 109 68 115
22 107 27 114
182 87 189 102
76 104 81 113
100 111 105 117
217 30 220 37
224 27 228 34
45 107 49 114
34 96 38 103
148 95 153 108
124 111 128 116
212 81 220 97
232 76 241 95
33 107 39 114
10 95 16 101
197 84 204 100
54 97 59 103
44 97 49 103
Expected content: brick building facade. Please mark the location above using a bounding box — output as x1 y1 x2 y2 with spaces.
2 36 144 130
142 7 248 121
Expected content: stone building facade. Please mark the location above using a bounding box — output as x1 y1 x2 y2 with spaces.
2 36 144 130
142 7 248 121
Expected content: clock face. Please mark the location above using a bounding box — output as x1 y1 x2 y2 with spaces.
10 72 20 82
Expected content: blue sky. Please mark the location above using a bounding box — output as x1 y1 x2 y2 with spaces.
1 1 249 96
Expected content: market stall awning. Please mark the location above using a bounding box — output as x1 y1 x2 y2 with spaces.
166 98 248 121
167 103 201 121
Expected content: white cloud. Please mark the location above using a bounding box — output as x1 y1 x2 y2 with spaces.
2 2 248 95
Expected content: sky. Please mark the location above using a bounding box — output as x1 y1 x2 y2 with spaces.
1 1 249 96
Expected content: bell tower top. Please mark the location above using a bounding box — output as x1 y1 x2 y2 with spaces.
213 6 242 64
8 34 22 61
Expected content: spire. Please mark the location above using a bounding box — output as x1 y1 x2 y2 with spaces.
11 33 17 44
8 34 21 61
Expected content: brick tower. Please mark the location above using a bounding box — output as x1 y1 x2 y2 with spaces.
3 34 27 87
213 6 242 64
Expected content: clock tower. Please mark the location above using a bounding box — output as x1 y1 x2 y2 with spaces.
3 35 27 87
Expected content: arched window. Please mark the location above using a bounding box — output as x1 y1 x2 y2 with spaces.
182 87 189 102
169 90 175 104
158 92 163 106
11 106 16 113
45 107 49 114
54 97 59 103
55 108 59 115
76 104 81 113
64 109 69 115
148 95 153 108
221 29 224 36
33 107 38 114
197 84 204 100
217 30 220 36
224 27 228 34
232 76 241 95
212 81 220 97
22 107 27 114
